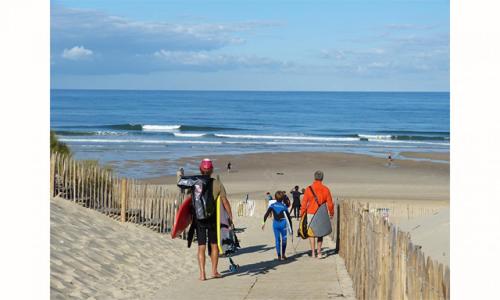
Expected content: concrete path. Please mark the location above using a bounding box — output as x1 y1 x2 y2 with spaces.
154 216 355 300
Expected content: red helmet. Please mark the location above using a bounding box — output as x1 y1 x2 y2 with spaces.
199 158 214 172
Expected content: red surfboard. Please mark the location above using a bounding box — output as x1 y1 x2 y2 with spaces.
171 196 193 238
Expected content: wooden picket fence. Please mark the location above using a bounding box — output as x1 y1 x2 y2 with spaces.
50 152 180 233
338 200 450 300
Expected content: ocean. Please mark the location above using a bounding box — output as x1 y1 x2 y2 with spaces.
51 90 450 178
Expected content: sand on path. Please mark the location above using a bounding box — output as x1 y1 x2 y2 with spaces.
154 216 355 300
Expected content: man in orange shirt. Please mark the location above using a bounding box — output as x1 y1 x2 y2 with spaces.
300 170 334 258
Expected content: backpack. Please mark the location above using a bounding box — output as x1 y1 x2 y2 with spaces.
177 175 215 220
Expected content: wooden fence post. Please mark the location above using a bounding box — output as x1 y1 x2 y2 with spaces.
121 178 127 223
335 201 340 253
50 153 56 198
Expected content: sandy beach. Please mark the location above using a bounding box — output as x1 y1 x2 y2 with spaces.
144 151 450 265
144 151 449 203
400 151 450 162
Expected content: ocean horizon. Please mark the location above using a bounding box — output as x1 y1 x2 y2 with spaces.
51 89 450 177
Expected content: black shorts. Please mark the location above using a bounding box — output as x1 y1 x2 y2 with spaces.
196 218 217 246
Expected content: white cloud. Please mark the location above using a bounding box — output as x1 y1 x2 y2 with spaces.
318 26 448 76
385 24 437 31
320 48 386 60
51 5 284 74
61 46 93 60
152 50 291 71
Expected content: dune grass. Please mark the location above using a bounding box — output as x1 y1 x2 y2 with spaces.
50 130 71 156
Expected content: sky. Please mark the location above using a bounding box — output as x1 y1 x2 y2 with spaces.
51 0 450 91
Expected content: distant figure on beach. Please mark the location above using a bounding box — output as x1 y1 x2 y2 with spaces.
227 162 232 172
265 192 273 201
290 186 303 219
387 153 394 167
300 170 334 259
262 191 293 260
192 159 234 280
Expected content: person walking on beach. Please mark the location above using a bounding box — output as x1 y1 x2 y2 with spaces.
290 186 303 219
190 159 234 280
300 171 334 259
262 191 293 260
227 162 232 173
387 153 394 167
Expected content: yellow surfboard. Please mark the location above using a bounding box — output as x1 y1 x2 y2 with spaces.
216 195 223 254
216 195 237 255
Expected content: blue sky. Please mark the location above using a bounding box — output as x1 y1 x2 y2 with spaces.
51 0 449 91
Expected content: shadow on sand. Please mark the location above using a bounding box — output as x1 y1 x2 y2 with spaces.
222 250 310 277
233 227 247 234
233 244 274 256
223 246 339 278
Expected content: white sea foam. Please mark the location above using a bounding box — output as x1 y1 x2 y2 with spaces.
60 138 355 147
224 141 320 146
59 137 450 149
368 139 450 146
95 131 127 136
142 125 181 132
358 134 392 140
214 133 359 142
60 138 221 145
173 133 206 138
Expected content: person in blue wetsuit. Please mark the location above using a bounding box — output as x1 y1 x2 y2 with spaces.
261 191 293 260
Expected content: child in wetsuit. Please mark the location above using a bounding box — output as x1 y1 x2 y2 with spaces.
261 191 293 260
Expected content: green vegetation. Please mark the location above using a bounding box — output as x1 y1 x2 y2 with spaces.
80 159 114 173
50 130 71 156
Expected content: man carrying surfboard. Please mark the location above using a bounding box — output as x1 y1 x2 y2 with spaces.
190 158 234 280
299 170 334 259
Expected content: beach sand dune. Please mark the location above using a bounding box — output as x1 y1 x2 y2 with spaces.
50 197 198 299
398 208 450 265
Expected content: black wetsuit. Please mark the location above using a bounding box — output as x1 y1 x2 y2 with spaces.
290 190 303 218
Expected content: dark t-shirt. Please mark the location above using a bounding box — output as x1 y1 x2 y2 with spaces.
291 190 302 205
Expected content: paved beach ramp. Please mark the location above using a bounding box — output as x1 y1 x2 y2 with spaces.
154 216 355 300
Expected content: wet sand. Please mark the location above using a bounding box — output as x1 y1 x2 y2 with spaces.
144 151 450 204
400 151 450 162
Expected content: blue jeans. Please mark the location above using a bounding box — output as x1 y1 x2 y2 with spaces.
273 219 287 257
